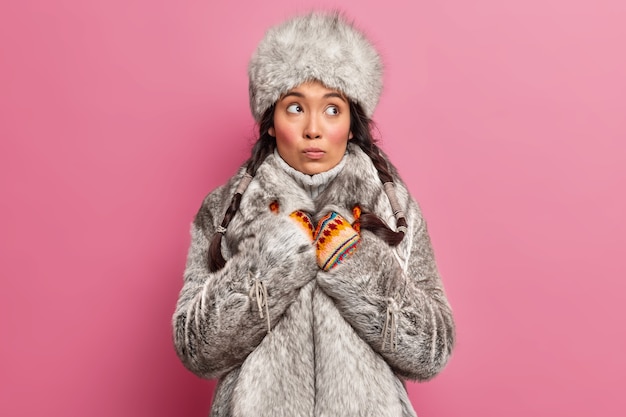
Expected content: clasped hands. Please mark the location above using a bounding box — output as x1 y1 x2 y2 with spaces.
270 201 361 271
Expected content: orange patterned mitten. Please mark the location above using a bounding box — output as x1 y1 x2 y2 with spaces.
314 212 360 271
289 210 315 241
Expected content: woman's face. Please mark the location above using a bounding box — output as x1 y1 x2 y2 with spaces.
270 81 353 175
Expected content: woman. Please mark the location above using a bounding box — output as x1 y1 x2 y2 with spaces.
173 11 454 417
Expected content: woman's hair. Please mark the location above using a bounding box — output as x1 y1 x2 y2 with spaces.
207 102 407 272
347 102 408 246
207 106 277 272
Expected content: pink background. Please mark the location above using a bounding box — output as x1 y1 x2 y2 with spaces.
1 1 625 416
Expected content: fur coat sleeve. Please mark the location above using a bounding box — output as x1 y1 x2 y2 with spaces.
315 195 454 380
312 144 455 381
172 169 318 379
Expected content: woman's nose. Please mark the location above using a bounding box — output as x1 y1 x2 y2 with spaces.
304 115 322 139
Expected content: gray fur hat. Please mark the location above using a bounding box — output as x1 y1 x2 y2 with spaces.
248 11 383 121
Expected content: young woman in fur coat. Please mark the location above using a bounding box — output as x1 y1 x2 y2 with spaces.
173 11 455 417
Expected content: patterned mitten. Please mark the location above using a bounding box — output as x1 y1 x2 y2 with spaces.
314 211 360 271
289 210 315 241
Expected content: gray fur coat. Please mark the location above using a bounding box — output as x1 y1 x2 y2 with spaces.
173 143 455 417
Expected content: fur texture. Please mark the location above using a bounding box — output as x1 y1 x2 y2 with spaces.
173 143 455 416
248 11 383 121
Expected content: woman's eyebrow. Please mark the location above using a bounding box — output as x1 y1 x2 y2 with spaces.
281 92 305 99
323 92 347 102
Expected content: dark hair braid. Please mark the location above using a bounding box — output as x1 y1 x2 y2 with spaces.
349 102 408 246
208 106 276 272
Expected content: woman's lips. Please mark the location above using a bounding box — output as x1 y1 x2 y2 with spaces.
303 148 325 159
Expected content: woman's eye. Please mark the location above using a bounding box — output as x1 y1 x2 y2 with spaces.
325 106 339 116
287 104 303 113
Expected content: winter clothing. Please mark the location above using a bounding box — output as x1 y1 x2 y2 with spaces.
248 11 383 121
274 148 347 199
288 210 315 240
173 143 455 417
313 211 360 270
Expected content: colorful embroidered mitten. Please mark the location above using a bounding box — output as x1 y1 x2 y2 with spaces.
314 211 360 271
289 210 315 241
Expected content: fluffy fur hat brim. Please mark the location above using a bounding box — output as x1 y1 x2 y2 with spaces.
248 11 383 121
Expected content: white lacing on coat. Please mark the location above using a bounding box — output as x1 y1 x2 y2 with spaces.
381 297 399 351
249 272 271 333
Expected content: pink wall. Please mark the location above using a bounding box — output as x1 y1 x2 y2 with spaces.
1 1 625 416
